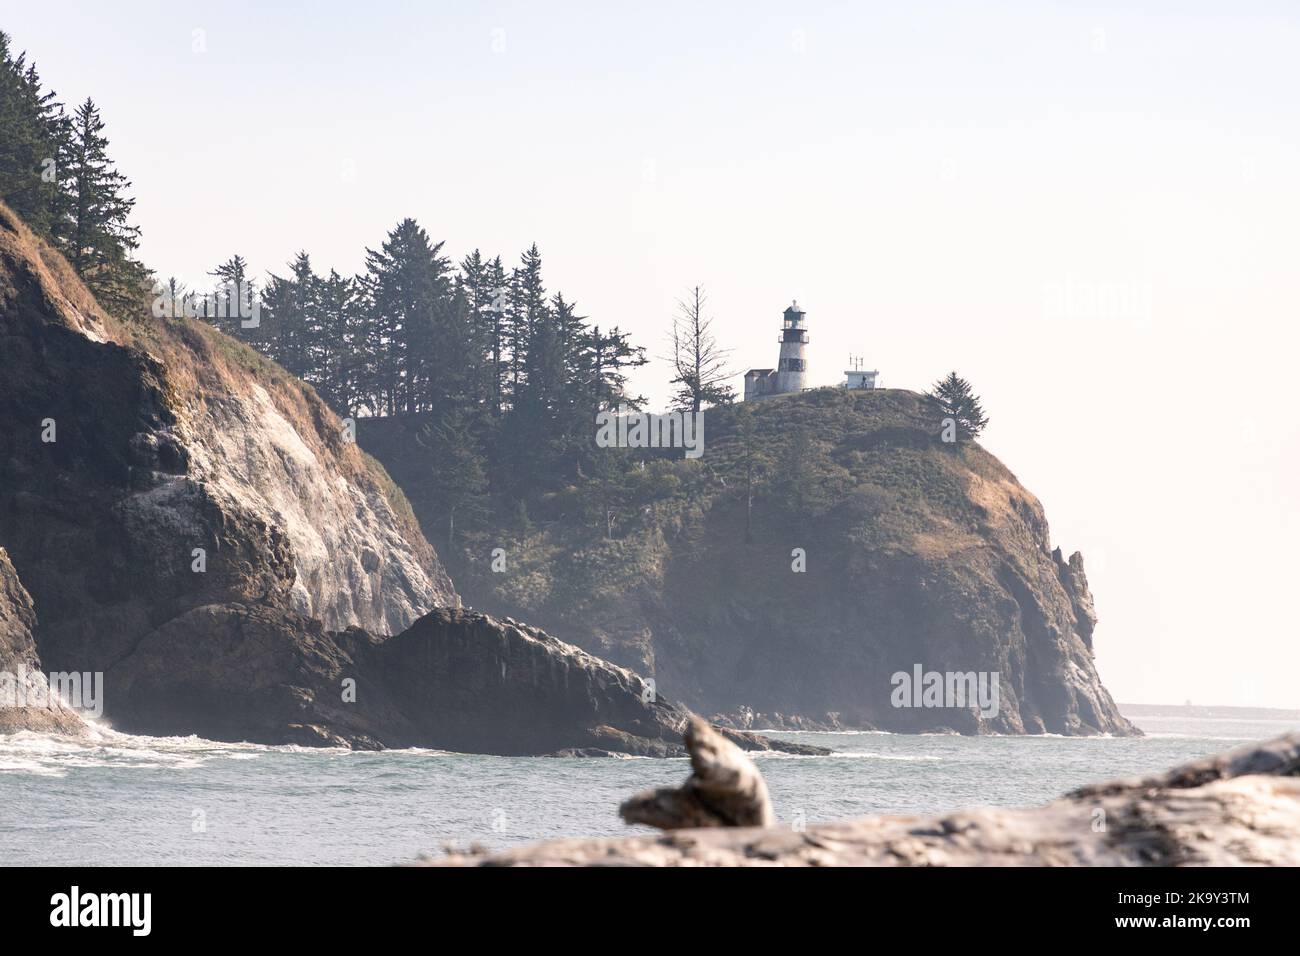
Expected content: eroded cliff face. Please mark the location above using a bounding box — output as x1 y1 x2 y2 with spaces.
365 390 1135 737
0 548 83 734
0 203 809 756
0 201 454 681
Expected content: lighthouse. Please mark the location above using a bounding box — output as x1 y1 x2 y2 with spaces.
744 300 809 401
775 300 809 393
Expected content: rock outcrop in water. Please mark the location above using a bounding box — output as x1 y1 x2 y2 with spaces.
362 390 1135 737
0 201 814 757
106 602 825 755
431 731 1300 866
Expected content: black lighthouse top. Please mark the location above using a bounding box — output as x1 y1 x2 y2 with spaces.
783 300 806 329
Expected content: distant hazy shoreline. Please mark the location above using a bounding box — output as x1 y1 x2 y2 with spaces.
1121 703 1300 721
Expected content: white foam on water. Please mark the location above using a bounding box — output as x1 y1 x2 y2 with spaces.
828 752 944 761
749 748 943 761
0 723 468 777
751 728 894 736
0 724 270 777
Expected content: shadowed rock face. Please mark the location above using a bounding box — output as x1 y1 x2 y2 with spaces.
0 201 452 676
0 548 83 734
429 732 1300 867
364 390 1135 737
106 603 827 757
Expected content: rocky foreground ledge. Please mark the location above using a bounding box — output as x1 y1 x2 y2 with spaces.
426 725 1300 866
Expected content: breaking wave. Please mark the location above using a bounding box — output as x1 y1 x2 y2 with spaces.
0 724 459 778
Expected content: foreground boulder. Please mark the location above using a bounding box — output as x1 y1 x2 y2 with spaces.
430 732 1300 865
620 717 775 828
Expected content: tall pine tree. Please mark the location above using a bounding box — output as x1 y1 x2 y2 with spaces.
0 33 67 238
205 253 257 339
63 97 147 317
362 219 451 415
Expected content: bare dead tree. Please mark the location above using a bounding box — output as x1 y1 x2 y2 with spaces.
667 285 735 413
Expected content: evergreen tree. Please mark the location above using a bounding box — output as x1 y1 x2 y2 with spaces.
458 250 508 414
495 245 557 492
261 252 319 380
315 269 362 414
0 33 67 238
586 325 647 413
208 254 252 293
425 279 483 419
362 219 451 415
205 254 258 340
927 371 990 442
485 255 509 413
507 243 548 401
63 97 146 317
152 275 195 320
416 407 489 553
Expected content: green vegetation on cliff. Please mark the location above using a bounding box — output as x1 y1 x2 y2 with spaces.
361 387 1136 736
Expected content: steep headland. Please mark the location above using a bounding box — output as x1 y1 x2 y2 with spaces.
0 201 814 756
0 201 452 676
362 389 1134 736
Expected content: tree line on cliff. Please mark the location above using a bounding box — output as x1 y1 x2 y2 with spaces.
1 29 987 556
0 32 148 317
206 227 655 514
0 30 659 533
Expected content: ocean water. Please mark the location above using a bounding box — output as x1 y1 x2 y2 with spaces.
1 714 1294 866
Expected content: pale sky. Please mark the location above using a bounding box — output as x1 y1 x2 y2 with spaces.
7 1 1299 707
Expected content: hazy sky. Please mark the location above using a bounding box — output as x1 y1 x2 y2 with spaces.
7 1 1299 707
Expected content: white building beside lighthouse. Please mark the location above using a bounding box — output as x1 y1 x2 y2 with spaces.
743 301 809 402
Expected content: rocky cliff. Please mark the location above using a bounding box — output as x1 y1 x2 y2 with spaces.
363 389 1134 736
0 201 453 680
0 201 812 756
0 547 83 733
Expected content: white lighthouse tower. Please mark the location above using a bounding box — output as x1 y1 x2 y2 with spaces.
743 300 810 401
775 300 809 394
